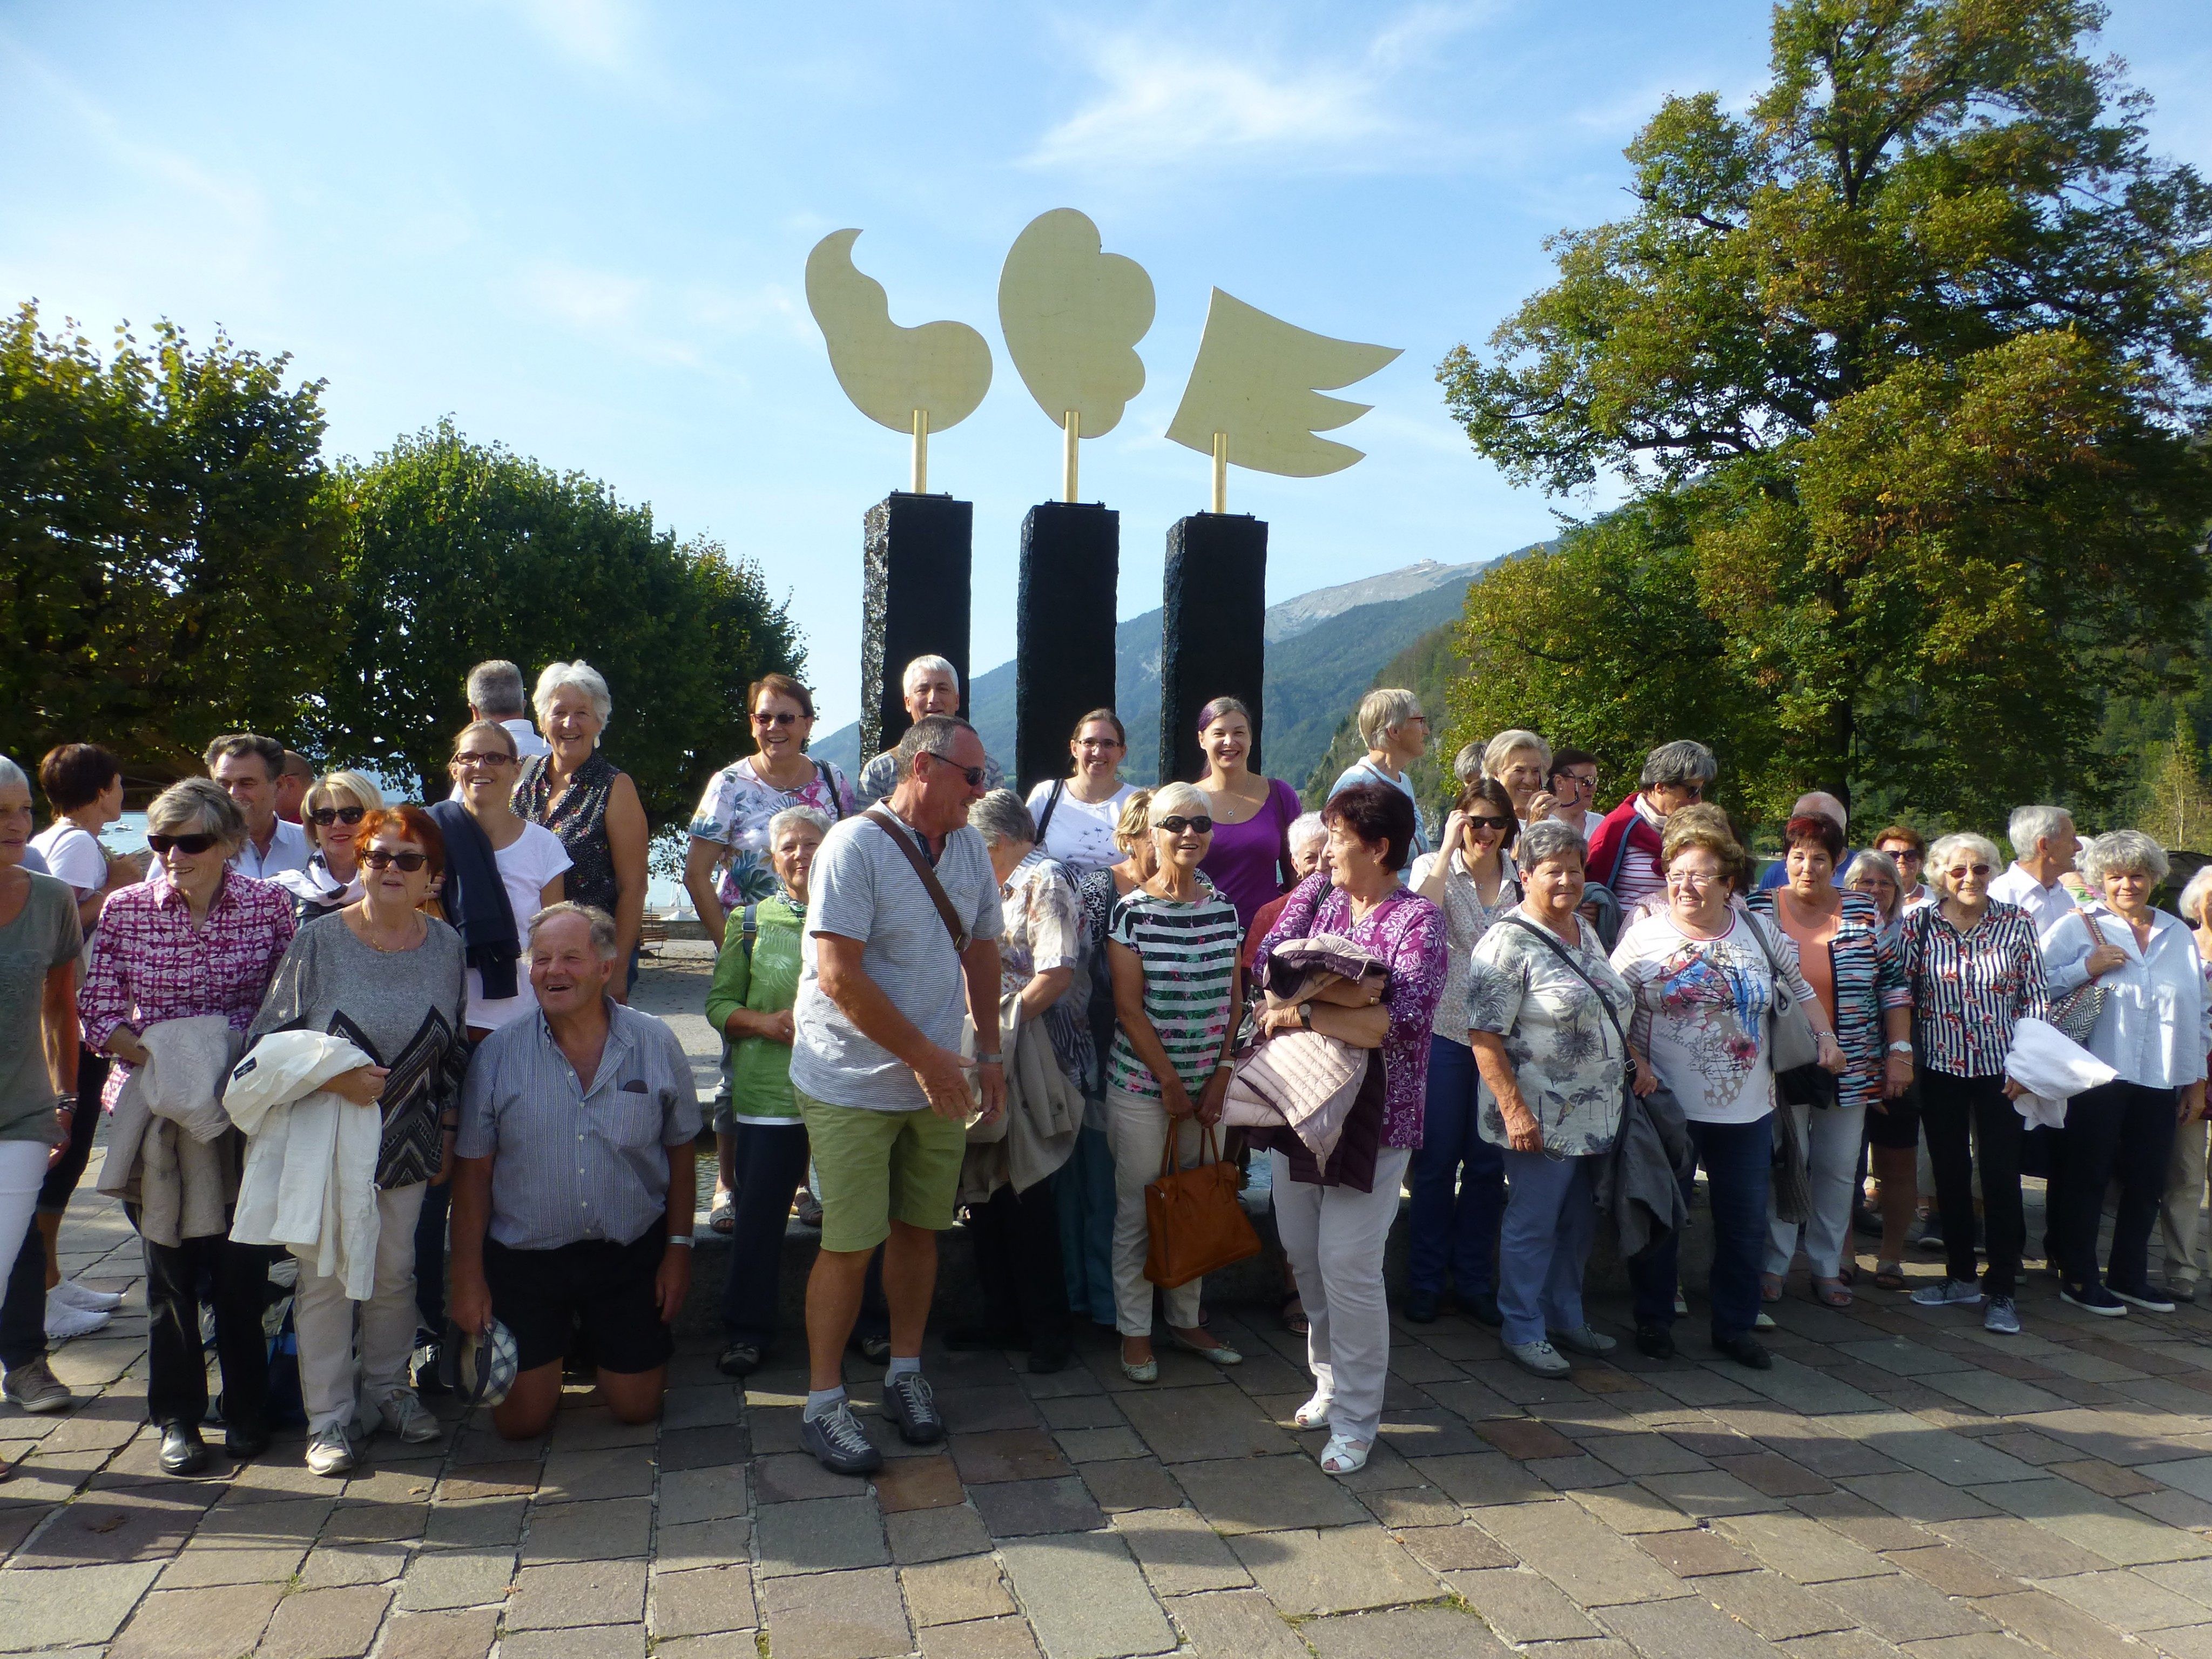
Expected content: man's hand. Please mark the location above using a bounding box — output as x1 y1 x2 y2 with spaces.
913 1044 975 1120
974 1060 1006 1126
449 1270 493 1338
327 1065 390 1107
655 1243 692 1323
2085 940 2128 978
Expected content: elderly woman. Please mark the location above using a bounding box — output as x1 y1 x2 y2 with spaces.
1612 813 1838 1369
1840 849 1923 1285
2041 831 2208 1316
1587 740 1720 918
1896 833 2048 1336
1482 730 1551 828
1026 710 1136 878
1403 778 1522 1325
431 722 570 1037
1193 698 1305 932
1253 783 1446 1473
80 779 295 1473
2161 866 2212 1304
685 673 855 948
1466 819 1636 1378
707 806 828 1378
274 770 385 922
1748 816 1909 1307
0 757 86 1439
244 806 466 1476
1105 783 1246 1381
1327 688 1431 866
515 661 650 999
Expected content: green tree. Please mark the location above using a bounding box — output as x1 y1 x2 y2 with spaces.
1439 0 2212 827
309 422 802 823
0 304 342 782
2139 710 2212 851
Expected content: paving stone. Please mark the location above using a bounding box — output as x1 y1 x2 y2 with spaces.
1599 1594 1778 1659
322 1502 428 1544
1637 1527 1759 1576
500 1627 647 1659
0 1558 164 1649
1886 1545 2020 1598
1077 1456 1183 1513
507 1557 648 1629
1111 1504 1251 1594
1824 1411 2042 1487
1357 1482 1461 1529
373 1609 500 1659
1055 1427 1148 1464
649 1563 759 1637
950 1429 1073 1485
1973 1474 2212 1566
655 1515 753 1574
655 1466 748 1527
420 1497 527 1548
1587 1432 1716 1477
1777 1633 1907 1659
109 1583 284 1659
154 1540 307 1587
757 1492 889 1576
1379 1408 1495 1459
433 1461 539 1502
887 1504 994 1564
873 1453 965 1512
658 1636 766 1659
1931 1514 2116 1579
1114 1386 1292 1464
17 1487 213 1565
936 1385 1044 1434
1444 1567 1602 1641
2140 1557 2212 1609
1228 1522 1438 1616
517 1494 655 1563
759 1449 871 1502
297 1540 410 1589
256 1583 394 1659
1472 1499 1690 1605
395 1548 517 1611
1478 1417 1582 1460
1715 1512 1894 1582
1839 1470 2001 1522
1923 1370 2073 1418
537 1446 656 1502
1302 1603 1513 1658
1164 1588 1313 1659
998 1531 1177 1659
2031 1569 2212 1634
970 1476 1105 1539
1700 1568 1856 1639
1724 1358 1887 1417
1172 1451 1368 1534
1413 1451 1547 1506
2051 1458 2161 1500
1818 1570 1993 1641
1560 1482 1693 1535
1711 1450 1836 1497
919 1616 1046 1659
902 1555 1017 1625
1038 1394 1127 1432
1639 1468 1784 1518
661 1383 745 1429
659 1424 751 1472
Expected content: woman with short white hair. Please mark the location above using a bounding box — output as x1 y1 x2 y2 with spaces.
1483 730 1552 826
2041 831 2208 1315
2161 866 2212 1303
1327 688 1431 864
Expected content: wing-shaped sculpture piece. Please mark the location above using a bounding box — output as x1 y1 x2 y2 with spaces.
1166 289 1400 478
997 208 1154 439
805 229 992 435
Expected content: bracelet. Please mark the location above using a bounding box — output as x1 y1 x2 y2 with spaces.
974 1052 1003 1067
666 1235 694 1249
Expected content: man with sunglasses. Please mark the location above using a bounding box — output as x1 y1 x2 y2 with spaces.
206 733 311 882
1586 740 1721 917
854 656 1004 809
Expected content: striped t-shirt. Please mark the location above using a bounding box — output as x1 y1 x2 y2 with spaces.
1105 887 1242 1099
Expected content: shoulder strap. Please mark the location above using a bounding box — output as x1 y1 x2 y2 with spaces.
814 759 845 821
1740 909 1797 1012
1499 914 1629 1056
1035 780 1064 844
864 808 970 953
740 902 758 961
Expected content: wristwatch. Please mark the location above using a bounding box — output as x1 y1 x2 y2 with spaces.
1886 1041 1914 1055
974 1051 1003 1067
666 1235 695 1249
1299 1003 1314 1031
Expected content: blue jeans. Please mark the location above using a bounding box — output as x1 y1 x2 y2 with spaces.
1056 1124 1118 1325
1496 1149 1598 1346
1628 1112 1773 1343
1408 1035 1505 1299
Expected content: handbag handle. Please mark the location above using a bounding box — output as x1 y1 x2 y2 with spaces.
1743 907 1798 1016
1158 1117 1222 1181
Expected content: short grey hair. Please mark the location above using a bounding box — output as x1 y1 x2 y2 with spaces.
1484 730 1551 778
1287 811 1327 858
1638 739 1718 791
0 755 26 797
1514 818 1587 874
1842 849 1903 922
1794 791 1847 830
1357 687 1422 750
1452 742 1483 787
1928 832 2003 896
767 805 833 845
528 901 620 960
893 714 977 776
969 789 1037 848
903 654 959 692
1148 781 1209 824
2007 804 2073 859
535 659 613 729
2080 829 2169 888
465 659 528 718
2178 865 2212 926
147 777 246 847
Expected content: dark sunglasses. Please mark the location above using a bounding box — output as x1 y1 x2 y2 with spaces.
1156 815 1215 835
308 805 367 827
147 833 219 855
753 710 802 727
362 848 430 872
1468 815 1515 832
1948 863 1993 879
922 752 986 788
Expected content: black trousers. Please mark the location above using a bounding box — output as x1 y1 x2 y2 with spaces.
719 1121 810 1347
127 1204 269 1433
414 1177 451 1334
1921 1071 2024 1298
2054 1079 2179 1293
966 1181 1071 1351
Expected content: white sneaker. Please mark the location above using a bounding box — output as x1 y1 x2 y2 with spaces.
306 1425 356 1478
377 1390 441 1445
43 1300 110 1341
51 1280 124 1313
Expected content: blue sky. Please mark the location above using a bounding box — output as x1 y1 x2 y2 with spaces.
6 1 2208 736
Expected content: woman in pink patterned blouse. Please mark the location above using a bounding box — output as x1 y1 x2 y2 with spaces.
79 778 294 1475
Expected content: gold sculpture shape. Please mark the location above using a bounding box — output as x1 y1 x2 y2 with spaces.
997 208 1155 502
805 228 993 493
1166 289 1401 511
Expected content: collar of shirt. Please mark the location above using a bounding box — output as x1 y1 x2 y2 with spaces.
150 866 244 915
531 998 637 1097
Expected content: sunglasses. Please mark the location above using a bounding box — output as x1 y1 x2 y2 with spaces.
147 833 219 855
308 805 367 827
362 848 429 872
1156 815 1215 835
921 752 987 788
1948 864 1993 879
1468 816 1514 833
753 710 802 727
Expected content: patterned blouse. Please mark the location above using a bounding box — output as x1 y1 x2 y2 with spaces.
687 755 857 911
80 868 296 1110
1407 848 1522 1045
1001 852 1094 1092
515 751 622 916
1748 888 1910 1113
1107 885 1244 1100
1896 900 2051 1078
1463 912 1631 1156
1256 873 1449 1150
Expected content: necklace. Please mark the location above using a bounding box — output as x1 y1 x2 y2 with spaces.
354 907 425 953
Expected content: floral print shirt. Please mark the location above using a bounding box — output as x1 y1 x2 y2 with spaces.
1464 911 1631 1156
1408 848 1521 1046
686 755 857 911
1001 852 1094 1092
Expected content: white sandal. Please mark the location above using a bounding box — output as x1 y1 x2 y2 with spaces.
1319 1433 1371 1475
1292 1394 1331 1429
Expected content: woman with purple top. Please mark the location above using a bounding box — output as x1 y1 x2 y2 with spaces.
1191 698 1303 932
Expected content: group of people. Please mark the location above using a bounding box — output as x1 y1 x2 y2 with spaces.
3 653 2209 1492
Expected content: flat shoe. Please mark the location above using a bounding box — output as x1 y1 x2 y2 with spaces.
1319 1434 1370 1475
1548 1324 1616 1357
1812 1278 1852 1308
1872 1262 1907 1292
158 1422 208 1476
1120 1355 1158 1384
1166 1334 1243 1366
1293 1394 1331 1430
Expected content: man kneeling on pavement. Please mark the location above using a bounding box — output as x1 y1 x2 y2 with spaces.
450 902 701 1438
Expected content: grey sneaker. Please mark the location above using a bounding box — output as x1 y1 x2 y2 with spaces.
1983 1296 2020 1336
801 1400 882 1475
882 1371 943 1445
1548 1324 1617 1357
1504 1339 1571 1378
377 1390 441 1445
305 1425 356 1478
1911 1278 1984 1307
1 1355 73 1414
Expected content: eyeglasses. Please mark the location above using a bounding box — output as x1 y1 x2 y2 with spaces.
147 833 218 855
362 848 429 872
307 806 367 827
1947 864 1993 879
454 751 514 768
1076 738 1123 750
921 752 987 788
1556 773 1598 793
1155 816 1215 835
753 710 802 728
1666 869 1722 888
1468 816 1514 833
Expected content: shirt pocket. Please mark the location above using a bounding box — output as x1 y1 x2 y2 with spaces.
589 1081 666 1153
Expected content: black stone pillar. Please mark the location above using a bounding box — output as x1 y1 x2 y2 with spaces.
1015 502 1120 795
862 493 973 763
1158 513 1268 785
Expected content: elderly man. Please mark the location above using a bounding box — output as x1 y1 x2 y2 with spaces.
466 659 552 761
791 714 1003 1474
855 656 1003 807
206 733 312 881
1756 791 1859 889
450 903 700 1440
1584 739 1719 912
274 751 315 825
1990 805 2083 938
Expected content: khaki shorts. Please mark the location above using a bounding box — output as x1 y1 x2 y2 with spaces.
797 1090 967 1253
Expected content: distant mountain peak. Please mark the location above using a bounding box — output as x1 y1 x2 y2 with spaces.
1263 559 1485 644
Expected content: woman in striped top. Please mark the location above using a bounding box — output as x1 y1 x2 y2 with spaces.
1104 782 1245 1382
1896 833 2049 1336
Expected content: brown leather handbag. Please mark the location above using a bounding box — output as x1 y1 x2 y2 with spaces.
1144 1121 1261 1289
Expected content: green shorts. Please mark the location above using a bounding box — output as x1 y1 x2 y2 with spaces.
797 1090 968 1253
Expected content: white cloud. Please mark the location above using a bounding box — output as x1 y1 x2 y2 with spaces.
484 0 642 71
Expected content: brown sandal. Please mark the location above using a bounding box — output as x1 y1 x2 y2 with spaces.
1872 1262 1907 1292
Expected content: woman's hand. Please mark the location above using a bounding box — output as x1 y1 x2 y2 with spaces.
1197 1066 1230 1125
48 1100 74 1170
1816 1030 1847 1074
1631 1057 1658 1097
2084 939 2128 979
1500 1098 1543 1154
108 1029 151 1069
2181 1081 2206 1124
328 1065 390 1107
2001 1076 2027 1101
1439 810 1468 858
1883 1051 1914 1100
1160 1078 1198 1120
1526 791 1559 824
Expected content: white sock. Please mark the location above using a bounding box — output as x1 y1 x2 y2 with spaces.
804 1386 846 1420
885 1355 921 1382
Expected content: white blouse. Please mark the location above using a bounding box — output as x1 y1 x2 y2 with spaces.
2040 908 2210 1089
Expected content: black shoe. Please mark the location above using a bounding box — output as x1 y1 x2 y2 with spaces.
413 1341 449 1397
1465 1290 1503 1328
1912 1220 1946 1253
1713 1333 1772 1370
158 1421 208 1475
1405 1289 1441 1324
1634 1323 1675 1361
942 1325 1027 1353
853 1333 891 1365
800 1400 881 1475
716 1342 764 1378
1028 1339 1073 1376
223 1422 270 1461
881 1371 943 1445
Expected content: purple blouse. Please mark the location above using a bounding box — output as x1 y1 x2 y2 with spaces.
1198 778 1304 933
1257 872 1448 1150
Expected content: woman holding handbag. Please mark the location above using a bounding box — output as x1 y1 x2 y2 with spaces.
1252 783 1446 1475
1104 784 1246 1381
